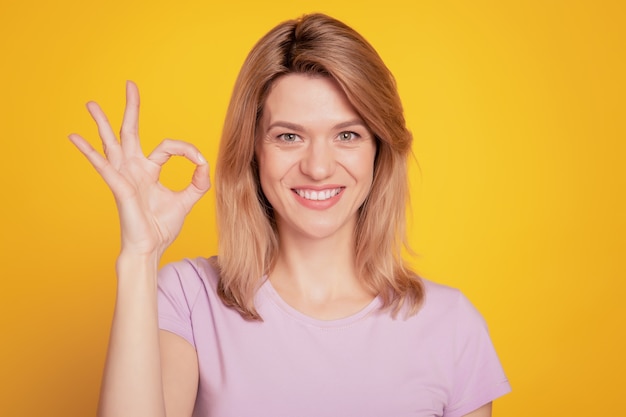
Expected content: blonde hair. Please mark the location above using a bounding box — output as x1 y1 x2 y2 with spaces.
215 13 423 320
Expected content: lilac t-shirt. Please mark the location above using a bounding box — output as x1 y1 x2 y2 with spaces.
157 258 511 417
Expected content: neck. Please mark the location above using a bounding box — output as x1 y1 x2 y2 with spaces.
269 222 375 318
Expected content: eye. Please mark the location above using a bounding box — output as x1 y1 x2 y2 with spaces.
337 131 360 141
278 133 300 143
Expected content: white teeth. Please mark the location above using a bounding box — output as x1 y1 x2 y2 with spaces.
295 188 341 201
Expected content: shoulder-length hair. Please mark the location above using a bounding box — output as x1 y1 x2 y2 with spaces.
215 13 423 320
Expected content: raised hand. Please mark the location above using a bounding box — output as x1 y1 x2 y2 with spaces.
68 81 211 258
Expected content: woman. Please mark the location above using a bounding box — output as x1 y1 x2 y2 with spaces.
69 13 510 417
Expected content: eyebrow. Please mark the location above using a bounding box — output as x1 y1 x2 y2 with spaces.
266 119 368 132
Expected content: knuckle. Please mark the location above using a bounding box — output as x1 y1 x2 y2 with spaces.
119 126 136 137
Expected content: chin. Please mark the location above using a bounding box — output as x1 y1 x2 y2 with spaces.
293 221 353 241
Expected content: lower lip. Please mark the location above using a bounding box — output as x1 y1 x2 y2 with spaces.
292 189 344 210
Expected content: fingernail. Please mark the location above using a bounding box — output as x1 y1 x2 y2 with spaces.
198 153 207 164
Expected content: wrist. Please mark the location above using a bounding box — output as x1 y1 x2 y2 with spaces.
117 249 159 265
115 250 160 284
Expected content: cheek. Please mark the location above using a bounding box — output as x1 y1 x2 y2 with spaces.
343 149 376 181
257 147 301 183
257 152 280 185
255 146 275 181
255 157 278 210
256 151 290 205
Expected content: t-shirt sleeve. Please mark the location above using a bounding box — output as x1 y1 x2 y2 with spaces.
157 261 200 348
443 293 511 417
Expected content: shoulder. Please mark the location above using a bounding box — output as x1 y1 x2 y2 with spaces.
157 257 224 347
159 256 219 280
420 278 462 304
157 257 220 309
419 278 483 321
403 278 490 345
415 279 511 411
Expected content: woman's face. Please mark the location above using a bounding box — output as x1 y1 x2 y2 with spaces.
255 73 377 242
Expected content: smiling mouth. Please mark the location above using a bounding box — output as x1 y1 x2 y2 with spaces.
293 188 344 201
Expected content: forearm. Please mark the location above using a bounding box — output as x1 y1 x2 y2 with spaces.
70 81 209 417
98 251 166 417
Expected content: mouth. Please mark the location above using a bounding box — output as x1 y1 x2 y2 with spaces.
292 187 344 201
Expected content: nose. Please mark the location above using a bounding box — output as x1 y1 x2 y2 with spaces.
300 139 335 180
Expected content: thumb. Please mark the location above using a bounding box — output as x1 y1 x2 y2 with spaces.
180 160 211 210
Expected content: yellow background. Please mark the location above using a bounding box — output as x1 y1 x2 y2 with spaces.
1 0 624 415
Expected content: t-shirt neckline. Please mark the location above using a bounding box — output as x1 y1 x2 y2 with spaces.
260 277 383 328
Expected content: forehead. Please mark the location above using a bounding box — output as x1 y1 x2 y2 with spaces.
261 73 361 128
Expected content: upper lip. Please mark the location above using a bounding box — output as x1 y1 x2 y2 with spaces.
290 184 344 191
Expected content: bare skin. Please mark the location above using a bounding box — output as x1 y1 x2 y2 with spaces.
69 81 208 417
70 81 492 416
256 75 377 320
